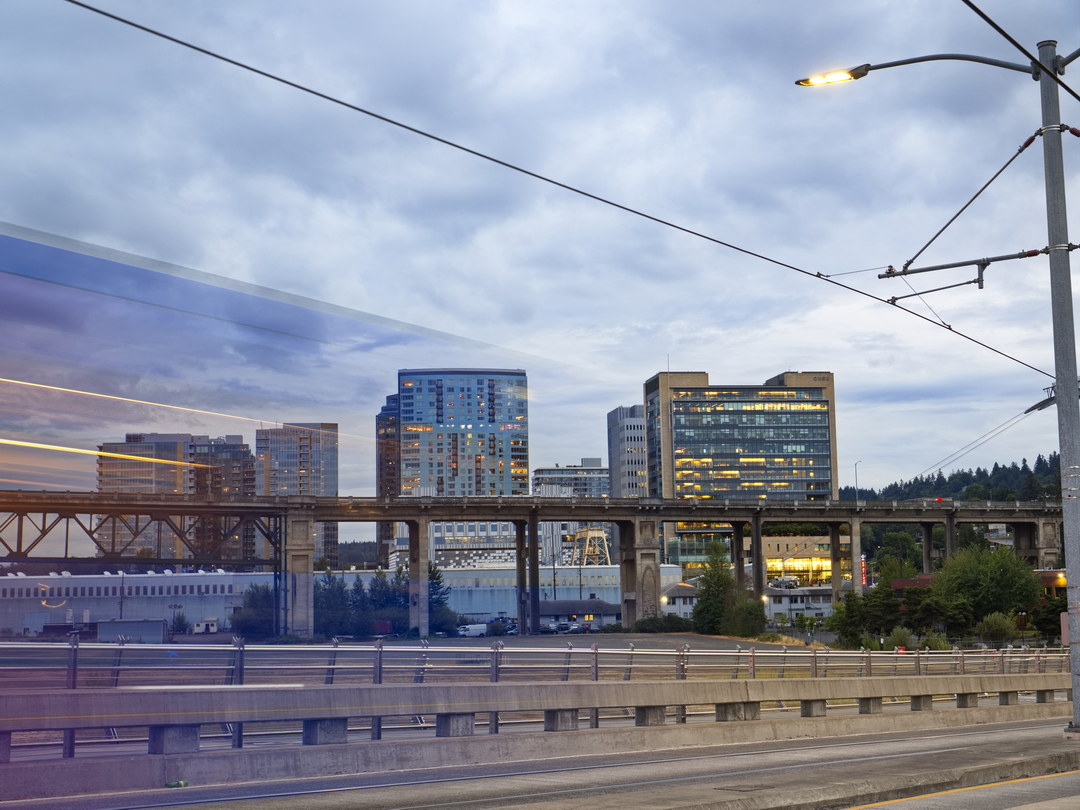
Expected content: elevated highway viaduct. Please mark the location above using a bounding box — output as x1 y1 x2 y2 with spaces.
0 491 1062 637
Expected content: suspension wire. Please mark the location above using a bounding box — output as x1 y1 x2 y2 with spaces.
961 0 1080 107
59 0 1054 380
912 408 1033 480
900 275 951 327
904 130 1037 271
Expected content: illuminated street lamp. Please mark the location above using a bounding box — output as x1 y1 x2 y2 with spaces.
799 40 1080 737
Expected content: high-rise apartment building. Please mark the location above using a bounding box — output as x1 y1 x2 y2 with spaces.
377 369 529 563
644 371 838 565
606 405 647 497
256 423 339 566
97 433 256 557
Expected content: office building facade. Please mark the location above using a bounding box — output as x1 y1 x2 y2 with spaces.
644 371 838 565
532 458 610 564
255 423 339 565
606 405 647 498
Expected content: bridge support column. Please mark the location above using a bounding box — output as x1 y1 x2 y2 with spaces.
920 522 935 574
286 514 317 638
999 691 1019 706
1013 519 1063 569
528 511 541 634
514 521 528 632
943 515 957 559
750 515 766 595
619 519 661 627
910 695 933 711
0 731 9 764
828 522 842 604
407 518 430 637
849 517 863 595
732 523 746 589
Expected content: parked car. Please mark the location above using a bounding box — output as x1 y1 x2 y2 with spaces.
567 623 582 634
538 622 559 634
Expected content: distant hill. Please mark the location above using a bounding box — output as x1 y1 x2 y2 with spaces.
840 452 1060 502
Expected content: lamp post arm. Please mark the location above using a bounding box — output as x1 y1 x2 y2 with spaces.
1062 46 1080 69
867 53 1031 76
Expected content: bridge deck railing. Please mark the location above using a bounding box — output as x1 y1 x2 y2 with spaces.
0 640 1067 691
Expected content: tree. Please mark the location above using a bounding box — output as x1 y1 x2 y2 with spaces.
691 544 736 635
930 546 1039 621
170 611 191 635
825 591 866 647
314 570 351 638
230 584 276 639
974 612 1019 646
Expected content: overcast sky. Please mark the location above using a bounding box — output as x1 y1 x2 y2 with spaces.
2 0 1079 512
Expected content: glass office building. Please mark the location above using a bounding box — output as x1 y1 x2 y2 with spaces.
644 371 838 565
255 423 339 565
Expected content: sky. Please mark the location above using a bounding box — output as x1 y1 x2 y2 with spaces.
2 0 1080 516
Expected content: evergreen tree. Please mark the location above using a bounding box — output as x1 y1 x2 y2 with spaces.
230 583 276 638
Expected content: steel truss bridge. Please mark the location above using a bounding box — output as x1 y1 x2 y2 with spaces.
0 491 1063 636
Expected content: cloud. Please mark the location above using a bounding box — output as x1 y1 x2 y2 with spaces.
1 0 1078 500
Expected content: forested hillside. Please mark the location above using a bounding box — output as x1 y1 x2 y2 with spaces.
840 452 1060 502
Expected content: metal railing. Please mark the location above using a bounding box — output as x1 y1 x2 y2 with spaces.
0 639 1068 690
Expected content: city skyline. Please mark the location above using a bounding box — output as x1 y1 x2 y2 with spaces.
1 2 1076 505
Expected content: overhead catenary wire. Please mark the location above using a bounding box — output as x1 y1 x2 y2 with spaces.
912 408 1034 480
962 0 1080 107
60 0 1053 380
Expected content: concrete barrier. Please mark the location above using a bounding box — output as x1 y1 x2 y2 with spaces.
0 673 1071 801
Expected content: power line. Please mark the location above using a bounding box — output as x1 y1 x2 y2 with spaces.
961 0 1080 107
59 0 1051 379
912 408 1034 480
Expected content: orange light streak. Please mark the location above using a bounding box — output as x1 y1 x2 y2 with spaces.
0 439 212 467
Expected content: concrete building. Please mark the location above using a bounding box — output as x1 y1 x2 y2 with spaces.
377 369 529 562
607 405 647 498
644 371 838 567
256 423 339 566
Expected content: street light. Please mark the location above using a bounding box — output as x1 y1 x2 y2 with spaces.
799 40 1080 737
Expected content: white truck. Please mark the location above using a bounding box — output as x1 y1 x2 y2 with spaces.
457 623 487 637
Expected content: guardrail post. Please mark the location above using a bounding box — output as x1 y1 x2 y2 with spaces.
675 644 688 723
230 637 245 748
105 636 127 741
324 638 340 684
913 648 922 676
0 731 9 764
748 647 755 679
62 634 79 759
623 643 635 681
863 647 873 677
589 643 600 728
810 648 818 678
731 645 742 679
411 640 429 726
489 641 502 734
371 639 383 740
561 641 573 682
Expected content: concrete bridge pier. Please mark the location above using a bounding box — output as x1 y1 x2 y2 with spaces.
749 515 765 594
286 513 317 637
406 518 430 637
732 522 746 589
1012 519 1062 569
617 519 661 627
528 511 540 634
920 522 935 574
850 516 863 594
514 521 528 631
828 522 843 604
